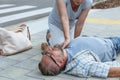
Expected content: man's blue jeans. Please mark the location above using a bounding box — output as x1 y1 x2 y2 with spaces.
108 37 120 53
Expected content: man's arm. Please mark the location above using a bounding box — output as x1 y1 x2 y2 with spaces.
108 67 120 77
88 61 120 78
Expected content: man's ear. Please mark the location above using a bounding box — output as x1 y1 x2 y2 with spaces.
41 42 49 51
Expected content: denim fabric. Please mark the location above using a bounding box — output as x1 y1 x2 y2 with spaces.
46 29 50 46
108 37 120 53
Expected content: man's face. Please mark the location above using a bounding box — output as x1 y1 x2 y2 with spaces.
41 45 64 70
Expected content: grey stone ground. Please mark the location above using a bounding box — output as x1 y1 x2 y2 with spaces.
1 7 120 80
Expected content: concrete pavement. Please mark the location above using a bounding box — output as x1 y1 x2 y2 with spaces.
1 7 120 80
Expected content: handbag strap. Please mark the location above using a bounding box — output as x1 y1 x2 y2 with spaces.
27 26 31 40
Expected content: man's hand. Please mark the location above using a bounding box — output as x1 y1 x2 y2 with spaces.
41 42 49 51
61 39 70 49
108 67 120 77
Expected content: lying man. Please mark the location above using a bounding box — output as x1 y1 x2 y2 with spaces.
39 36 120 78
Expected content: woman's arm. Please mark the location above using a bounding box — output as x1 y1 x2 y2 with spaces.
56 0 70 48
74 6 91 38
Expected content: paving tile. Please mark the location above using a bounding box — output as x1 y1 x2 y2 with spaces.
0 77 12 80
0 58 19 69
51 77 73 80
0 68 3 71
88 7 120 19
31 55 42 61
0 60 13 69
0 66 30 79
6 52 34 61
58 74 87 80
17 76 44 80
18 46 41 58
0 56 6 59
14 59 39 70
87 78 120 80
31 32 46 44
26 69 54 80
82 23 120 37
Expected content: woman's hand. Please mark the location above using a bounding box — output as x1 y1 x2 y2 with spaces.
61 38 70 49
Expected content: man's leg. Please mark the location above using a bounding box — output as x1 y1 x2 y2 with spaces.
108 37 120 53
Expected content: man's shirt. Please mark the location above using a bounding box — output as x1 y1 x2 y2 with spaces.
64 37 119 78
63 50 120 78
66 37 116 62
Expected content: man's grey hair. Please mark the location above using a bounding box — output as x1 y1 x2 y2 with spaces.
38 61 61 76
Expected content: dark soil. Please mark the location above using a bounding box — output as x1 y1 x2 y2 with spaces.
92 0 120 9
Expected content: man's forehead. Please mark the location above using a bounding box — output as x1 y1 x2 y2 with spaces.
41 55 50 66
42 55 52 63
42 55 49 61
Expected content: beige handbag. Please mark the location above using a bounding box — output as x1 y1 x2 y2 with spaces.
0 25 32 56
